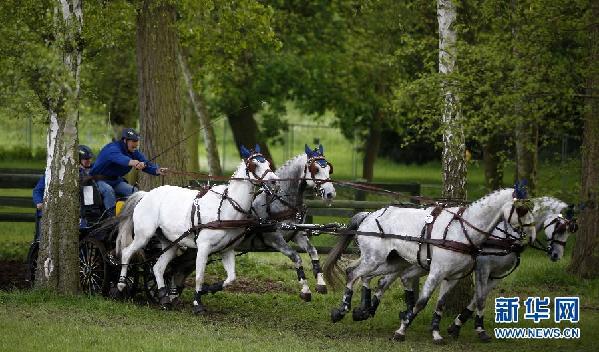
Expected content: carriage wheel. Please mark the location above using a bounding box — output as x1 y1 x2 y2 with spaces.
26 241 39 285
79 238 108 296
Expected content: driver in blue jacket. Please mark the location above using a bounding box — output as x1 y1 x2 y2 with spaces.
90 128 167 215
33 145 95 240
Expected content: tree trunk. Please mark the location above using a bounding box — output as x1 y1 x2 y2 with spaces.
569 0 599 278
227 106 275 168
362 108 383 182
438 0 471 314
184 100 199 172
136 0 187 189
177 51 223 175
514 122 538 194
482 133 504 190
35 0 83 294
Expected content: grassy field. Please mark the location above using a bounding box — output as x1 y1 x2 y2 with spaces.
0 109 591 351
1 246 597 352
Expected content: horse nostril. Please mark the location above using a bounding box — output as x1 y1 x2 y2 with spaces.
551 253 559 261
326 193 333 199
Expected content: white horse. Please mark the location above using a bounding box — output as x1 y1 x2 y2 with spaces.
323 188 536 342
167 144 336 302
351 196 577 342
114 145 278 314
241 144 336 300
445 196 578 341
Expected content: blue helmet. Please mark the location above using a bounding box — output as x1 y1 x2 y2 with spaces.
121 128 140 141
78 145 94 160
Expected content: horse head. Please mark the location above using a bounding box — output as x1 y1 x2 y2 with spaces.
240 144 279 192
543 206 578 261
304 144 336 204
499 196 536 243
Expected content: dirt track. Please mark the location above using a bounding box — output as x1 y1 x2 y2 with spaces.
0 260 29 290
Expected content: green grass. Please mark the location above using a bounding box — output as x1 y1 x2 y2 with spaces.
1 247 597 352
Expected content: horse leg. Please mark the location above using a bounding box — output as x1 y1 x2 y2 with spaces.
351 277 373 321
293 232 327 294
117 231 153 293
264 234 311 302
368 272 400 318
398 265 427 320
393 271 445 341
473 278 501 342
430 279 460 344
353 260 407 321
192 244 210 315
331 258 379 323
221 249 236 288
153 242 178 308
448 263 490 339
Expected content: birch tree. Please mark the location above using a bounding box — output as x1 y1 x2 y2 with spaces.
178 50 222 176
438 0 471 314
35 0 84 293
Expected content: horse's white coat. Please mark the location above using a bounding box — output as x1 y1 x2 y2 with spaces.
115 157 278 309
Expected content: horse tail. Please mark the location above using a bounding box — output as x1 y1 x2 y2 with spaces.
323 211 370 288
115 191 147 257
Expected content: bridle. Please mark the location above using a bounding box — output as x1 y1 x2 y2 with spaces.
244 152 274 185
536 215 578 251
505 199 536 237
302 155 333 197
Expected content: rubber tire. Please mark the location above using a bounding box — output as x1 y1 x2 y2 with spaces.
26 241 39 285
79 237 109 296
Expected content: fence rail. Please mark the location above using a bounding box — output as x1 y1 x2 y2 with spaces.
0 169 420 223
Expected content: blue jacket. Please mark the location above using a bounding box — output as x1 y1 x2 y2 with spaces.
33 175 45 206
90 140 158 179
32 166 93 208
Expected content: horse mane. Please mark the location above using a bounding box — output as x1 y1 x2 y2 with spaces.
275 153 307 176
533 196 567 213
468 188 515 208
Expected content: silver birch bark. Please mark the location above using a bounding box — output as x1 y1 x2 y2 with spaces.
439 0 466 201
178 51 223 176
36 0 83 293
438 0 471 314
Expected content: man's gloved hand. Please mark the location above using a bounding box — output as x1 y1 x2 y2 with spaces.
157 167 168 175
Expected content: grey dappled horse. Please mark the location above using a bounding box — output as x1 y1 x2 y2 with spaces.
323 188 536 343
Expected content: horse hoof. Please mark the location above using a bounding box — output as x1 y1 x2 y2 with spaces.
352 307 371 321
300 292 312 302
433 337 446 345
392 332 405 341
478 331 492 342
192 304 207 315
331 308 346 323
315 285 328 294
170 296 182 306
109 286 125 300
447 324 461 338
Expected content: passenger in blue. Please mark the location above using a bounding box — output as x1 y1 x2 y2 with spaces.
90 128 167 215
32 145 95 240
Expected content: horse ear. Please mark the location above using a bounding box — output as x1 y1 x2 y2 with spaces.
255 144 261 153
318 144 324 155
305 144 312 157
240 145 250 159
